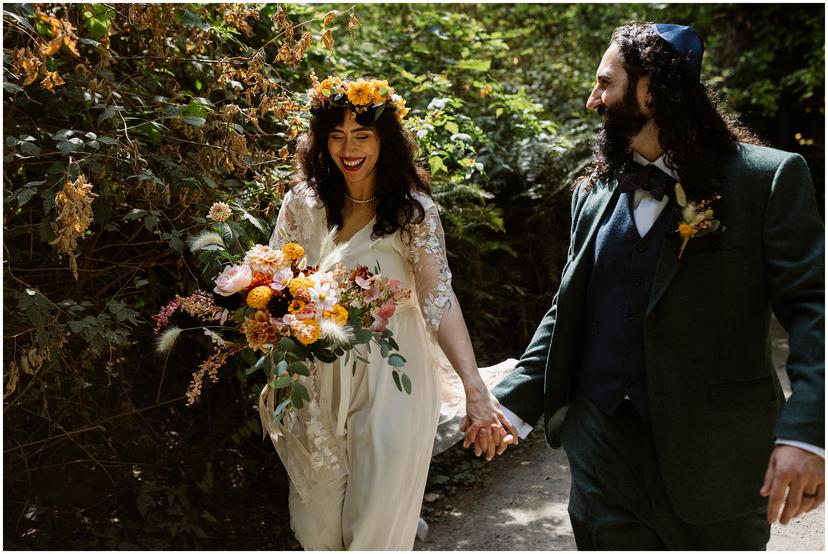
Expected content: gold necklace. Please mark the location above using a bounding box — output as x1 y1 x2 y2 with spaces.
344 192 376 204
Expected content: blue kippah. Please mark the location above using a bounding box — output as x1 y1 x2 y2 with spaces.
654 23 704 77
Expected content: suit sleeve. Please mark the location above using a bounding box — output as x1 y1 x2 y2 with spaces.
491 185 583 425
764 154 825 447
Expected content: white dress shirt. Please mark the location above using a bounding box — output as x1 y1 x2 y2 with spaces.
501 152 824 459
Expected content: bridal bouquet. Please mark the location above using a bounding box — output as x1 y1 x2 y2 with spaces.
153 215 411 426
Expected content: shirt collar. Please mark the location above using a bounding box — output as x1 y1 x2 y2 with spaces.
632 151 680 181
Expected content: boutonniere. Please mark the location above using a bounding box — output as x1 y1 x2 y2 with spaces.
674 183 723 259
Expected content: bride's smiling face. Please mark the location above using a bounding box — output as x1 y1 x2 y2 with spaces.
327 111 381 187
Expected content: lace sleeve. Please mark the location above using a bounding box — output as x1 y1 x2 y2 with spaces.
408 201 455 334
408 196 483 404
269 185 315 248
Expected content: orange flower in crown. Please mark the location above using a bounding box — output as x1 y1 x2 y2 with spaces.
308 73 409 124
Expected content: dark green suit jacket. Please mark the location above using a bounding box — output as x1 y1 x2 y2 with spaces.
493 143 825 524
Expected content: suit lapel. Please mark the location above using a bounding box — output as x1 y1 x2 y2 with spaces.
570 181 618 271
647 208 682 315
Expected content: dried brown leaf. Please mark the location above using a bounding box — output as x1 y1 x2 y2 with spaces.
348 13 362 40
320 29 334 53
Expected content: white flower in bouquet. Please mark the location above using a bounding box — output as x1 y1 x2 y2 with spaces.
270 267 294 291
244 244 286 274
308 272 340 312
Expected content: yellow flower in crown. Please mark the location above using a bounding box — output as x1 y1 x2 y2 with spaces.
318 76 340 99
346 80 374 107
309 75 410 124
391 93 409 122
371 80 393 104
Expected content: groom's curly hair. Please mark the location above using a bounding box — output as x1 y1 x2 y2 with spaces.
580 23 762 198
293 105 431 243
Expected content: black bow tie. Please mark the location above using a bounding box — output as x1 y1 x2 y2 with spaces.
618 162 675 201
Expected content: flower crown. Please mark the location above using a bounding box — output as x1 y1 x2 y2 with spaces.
308 73 410 124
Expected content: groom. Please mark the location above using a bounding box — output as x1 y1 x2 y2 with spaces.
471 23 825 549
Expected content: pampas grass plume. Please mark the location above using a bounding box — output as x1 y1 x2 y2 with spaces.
319 319 354 346
156 326 182 353
188 231 225 252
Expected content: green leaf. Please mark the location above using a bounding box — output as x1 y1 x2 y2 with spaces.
3 82 23 94
355 329 373 344
387 353 406 368
183 116 206 127
270 375 293 389
180 9 211 31
275 359 288 375
17 187 39 207
19 141 40 155
97 105 123 124
392 370 402 392
57 140 80 155
456 59 491 72
429 156 447 175
245 355 267 375
290 382 310 409
314 348 337 363
444 121 460 134
271 398 292 426
162 230 185 252
401 373 412 395
289 361 309 376
81 4 112 39
4 9 34 32
143 214 159 230
279 336 305 358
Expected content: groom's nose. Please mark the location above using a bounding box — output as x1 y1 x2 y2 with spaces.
586 85 603 111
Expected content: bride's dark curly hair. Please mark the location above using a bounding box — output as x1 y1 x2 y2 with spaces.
582 23 762 197
293 105 431 242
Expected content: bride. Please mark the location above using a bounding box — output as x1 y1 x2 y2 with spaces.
259 76 516 550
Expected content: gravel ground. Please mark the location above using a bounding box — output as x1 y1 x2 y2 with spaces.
416 319 824 551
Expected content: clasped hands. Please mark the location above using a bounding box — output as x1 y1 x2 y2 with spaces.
460 387 519 461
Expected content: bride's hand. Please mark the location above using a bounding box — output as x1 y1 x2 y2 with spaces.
461 386 518 460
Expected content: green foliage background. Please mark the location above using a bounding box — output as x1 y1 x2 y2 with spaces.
3 3 823 548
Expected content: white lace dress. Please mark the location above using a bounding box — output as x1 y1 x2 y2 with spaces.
258 183 514 550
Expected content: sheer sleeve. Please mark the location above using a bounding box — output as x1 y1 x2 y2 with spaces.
407 200 455 334
406 196 519 456
268 184 315 248
406 197 478 383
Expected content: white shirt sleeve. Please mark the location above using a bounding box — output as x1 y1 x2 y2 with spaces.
500 406 534 440
775 439 825 459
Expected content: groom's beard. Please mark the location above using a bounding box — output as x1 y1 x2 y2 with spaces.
593 92 649 168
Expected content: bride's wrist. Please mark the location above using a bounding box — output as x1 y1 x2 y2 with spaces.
462 377 487 398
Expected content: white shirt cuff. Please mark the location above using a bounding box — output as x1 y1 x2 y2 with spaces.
776 439 825 459
501 406 533 440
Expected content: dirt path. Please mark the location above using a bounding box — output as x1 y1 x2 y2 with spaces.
417 320 824 551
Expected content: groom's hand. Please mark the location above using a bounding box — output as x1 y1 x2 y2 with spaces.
761 445 825 524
